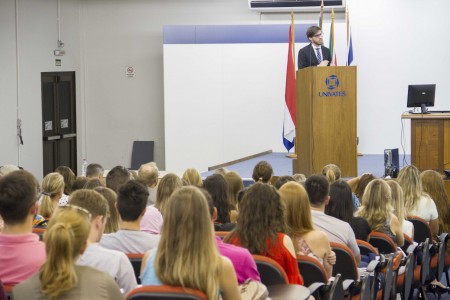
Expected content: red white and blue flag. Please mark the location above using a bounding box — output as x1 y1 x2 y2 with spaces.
283 21 297 152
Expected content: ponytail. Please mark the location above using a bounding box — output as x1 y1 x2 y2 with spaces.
326 169 336 183
39 209 90 299
38 194 54 219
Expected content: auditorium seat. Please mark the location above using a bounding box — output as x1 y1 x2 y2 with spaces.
126 285 207 300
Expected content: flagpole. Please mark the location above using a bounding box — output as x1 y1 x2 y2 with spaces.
319 0 324 29
291 10 296 75
346 6 349 46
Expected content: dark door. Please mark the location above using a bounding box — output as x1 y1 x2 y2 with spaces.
41 72 77 176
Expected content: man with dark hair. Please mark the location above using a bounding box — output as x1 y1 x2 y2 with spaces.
106 165 131 193
86 163 104 179
70 190 137 294
201 189 261 284
138 162 158 205
0 170 46 284
298 25 331 69
100 180 160 253
305 175 361 265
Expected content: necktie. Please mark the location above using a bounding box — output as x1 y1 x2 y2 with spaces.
316 48 322 64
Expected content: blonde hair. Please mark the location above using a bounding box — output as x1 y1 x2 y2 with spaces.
39 173 65 219
155 186 220 300
39 207 91 299
322 164 341 184
94 187 120 233
182 168 203 187
420 170 450 233
279 182 314 253
138 162 159 186
155 173 183 215
224 171 244 210
397 165 423 214
356 179 393 231
386 180 405 227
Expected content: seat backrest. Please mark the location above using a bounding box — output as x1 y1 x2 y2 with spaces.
357 239 379 256
214 231 228 240
297 254 328 286
400 233 413 254
330 242 358 281
368 232 397 254
407 216 432 244
252 254 289 286
436 233 449 280
32 228 46 241
381 257 394 300
126 285 207 300
400 248 416 300
419 238 431 285
359 274 372 300
0 280 7 300
127 253 144 284
328 273 345 300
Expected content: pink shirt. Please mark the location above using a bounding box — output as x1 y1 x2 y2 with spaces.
140 205 163 234
0 233 46 285
215 236 260 284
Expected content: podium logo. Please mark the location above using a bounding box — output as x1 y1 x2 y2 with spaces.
319 74 346 97
326 75 339 90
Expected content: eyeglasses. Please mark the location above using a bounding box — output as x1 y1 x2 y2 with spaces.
58 204 92 220
313 33 323 38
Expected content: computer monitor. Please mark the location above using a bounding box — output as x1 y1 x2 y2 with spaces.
407 84 436 114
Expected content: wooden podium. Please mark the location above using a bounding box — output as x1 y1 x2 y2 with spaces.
401 113 450 173
293 66 357 177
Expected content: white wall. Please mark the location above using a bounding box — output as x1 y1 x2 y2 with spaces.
0 0 81 179
1 0 449 177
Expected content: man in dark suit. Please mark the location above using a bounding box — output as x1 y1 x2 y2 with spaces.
298 26 331 69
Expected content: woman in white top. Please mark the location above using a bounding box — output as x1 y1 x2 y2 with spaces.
386 180 414 240
397 165 439 236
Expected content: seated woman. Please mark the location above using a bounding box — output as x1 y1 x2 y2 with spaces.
140 186 240 300
38 172 66 219
326 180 372 242
355 179 404 247
13 205 123 299
252 161 274 184
203 174 236 231
140 173 183 234
182 168 203 187
397 165 439 236
224 182 304 285
279 181 336 277
224 171 244 223
386 180 414 240
421 170 450 255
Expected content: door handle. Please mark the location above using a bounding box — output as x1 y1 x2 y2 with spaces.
44 135 61 141
62 133 77 138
